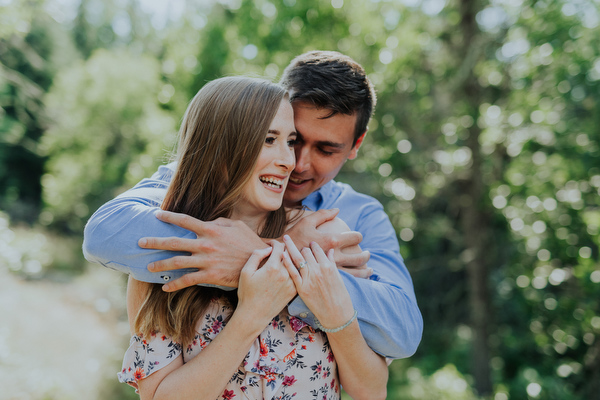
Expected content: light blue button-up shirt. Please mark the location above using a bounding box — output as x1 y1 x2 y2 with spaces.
83 163 423 358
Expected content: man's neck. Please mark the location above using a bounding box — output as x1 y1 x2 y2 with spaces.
283 199 303 208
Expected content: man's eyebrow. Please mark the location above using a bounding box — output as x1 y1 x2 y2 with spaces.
316 140 345 149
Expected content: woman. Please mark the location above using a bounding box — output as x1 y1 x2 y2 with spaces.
118 77 388 399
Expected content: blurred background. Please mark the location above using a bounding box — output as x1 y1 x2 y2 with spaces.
1 0 599 398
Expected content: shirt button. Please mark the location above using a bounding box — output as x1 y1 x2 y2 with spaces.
162 275 170 282
299 312 308 318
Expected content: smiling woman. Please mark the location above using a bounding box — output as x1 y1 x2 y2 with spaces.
134 77 293 350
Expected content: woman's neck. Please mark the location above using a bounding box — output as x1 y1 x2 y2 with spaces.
229 209 268 235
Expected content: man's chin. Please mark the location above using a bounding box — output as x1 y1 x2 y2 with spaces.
283 187 309 207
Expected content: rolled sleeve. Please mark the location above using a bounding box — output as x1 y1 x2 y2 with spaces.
82 164 197 283
309 181 423 359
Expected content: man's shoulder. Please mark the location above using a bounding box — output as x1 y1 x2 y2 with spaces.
318 180 394 235
326 180 383 202
320 180 384 209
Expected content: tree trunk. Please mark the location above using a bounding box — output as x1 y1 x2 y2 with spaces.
458 0 493 396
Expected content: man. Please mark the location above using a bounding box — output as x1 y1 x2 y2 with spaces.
83 51 422 359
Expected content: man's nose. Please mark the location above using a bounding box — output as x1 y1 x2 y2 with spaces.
294 146 310 173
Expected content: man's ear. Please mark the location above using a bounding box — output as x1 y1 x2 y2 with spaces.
348 131 366 160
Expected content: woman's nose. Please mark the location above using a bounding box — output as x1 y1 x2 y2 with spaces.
277 144 295 171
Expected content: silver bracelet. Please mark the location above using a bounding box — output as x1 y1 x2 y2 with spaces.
314 310 358 333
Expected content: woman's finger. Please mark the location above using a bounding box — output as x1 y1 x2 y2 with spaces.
283 235 307 270
301 246 317 266
241 247 273 275
263 241 284 267
309 241 330 264
282 251 303 286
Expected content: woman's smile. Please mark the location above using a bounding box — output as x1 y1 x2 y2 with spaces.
259 174 287 192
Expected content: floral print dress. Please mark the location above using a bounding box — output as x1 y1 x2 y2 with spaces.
118 298 340 400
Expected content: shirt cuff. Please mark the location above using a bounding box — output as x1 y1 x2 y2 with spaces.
287 295 318 329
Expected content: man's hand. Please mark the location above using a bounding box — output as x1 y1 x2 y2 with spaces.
138 210 268 292
285 209 372 279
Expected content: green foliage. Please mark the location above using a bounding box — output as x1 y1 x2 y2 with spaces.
2 0 600 398
0 7 57 222
390 363 479 400
41 49 176 232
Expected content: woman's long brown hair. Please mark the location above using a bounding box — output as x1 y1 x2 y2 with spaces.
134 77 289 345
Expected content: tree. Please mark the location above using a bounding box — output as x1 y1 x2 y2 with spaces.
0 1 60 222
41 49 175 232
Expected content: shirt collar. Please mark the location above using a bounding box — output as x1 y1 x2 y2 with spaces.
301 180 335 211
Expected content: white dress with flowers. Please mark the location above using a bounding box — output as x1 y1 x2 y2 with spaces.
118 298 340 400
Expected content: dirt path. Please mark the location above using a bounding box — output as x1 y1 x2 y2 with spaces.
0 265 131 399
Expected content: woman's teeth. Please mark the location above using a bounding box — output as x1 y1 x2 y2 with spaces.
260 176 283 188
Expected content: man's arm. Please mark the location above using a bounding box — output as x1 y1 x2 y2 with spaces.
289 198 423 359
351 202 422 359
84 165 421 357
83 163 263 287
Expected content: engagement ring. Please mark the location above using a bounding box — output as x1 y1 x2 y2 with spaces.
298 261 307 269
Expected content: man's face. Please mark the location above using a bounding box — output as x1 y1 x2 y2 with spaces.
283 101 365 206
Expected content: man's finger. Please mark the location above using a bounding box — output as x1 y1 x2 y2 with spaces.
307 208 339 227
212 217 235 227
336 231 363 248
310 241 329 264
155 210 205 233
338 266 373 279
147 256 202 272
139 236 199 252
335 250 371 268
162 271 210 292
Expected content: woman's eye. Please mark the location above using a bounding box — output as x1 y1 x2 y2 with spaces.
288 138 298 147
265 137 276 144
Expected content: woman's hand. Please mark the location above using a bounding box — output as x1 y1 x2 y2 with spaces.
236 240 297 331
283 236 388 400
282 235 355 329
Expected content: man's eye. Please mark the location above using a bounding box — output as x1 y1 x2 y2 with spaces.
319 148 334 156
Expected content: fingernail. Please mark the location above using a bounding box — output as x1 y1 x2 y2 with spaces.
155 210 163 218
162 284 170 291
148 262 154 271
367 268 373 277
283 235 290 241
139 238 147 246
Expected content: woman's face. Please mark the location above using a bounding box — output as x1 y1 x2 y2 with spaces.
237 99 296 217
